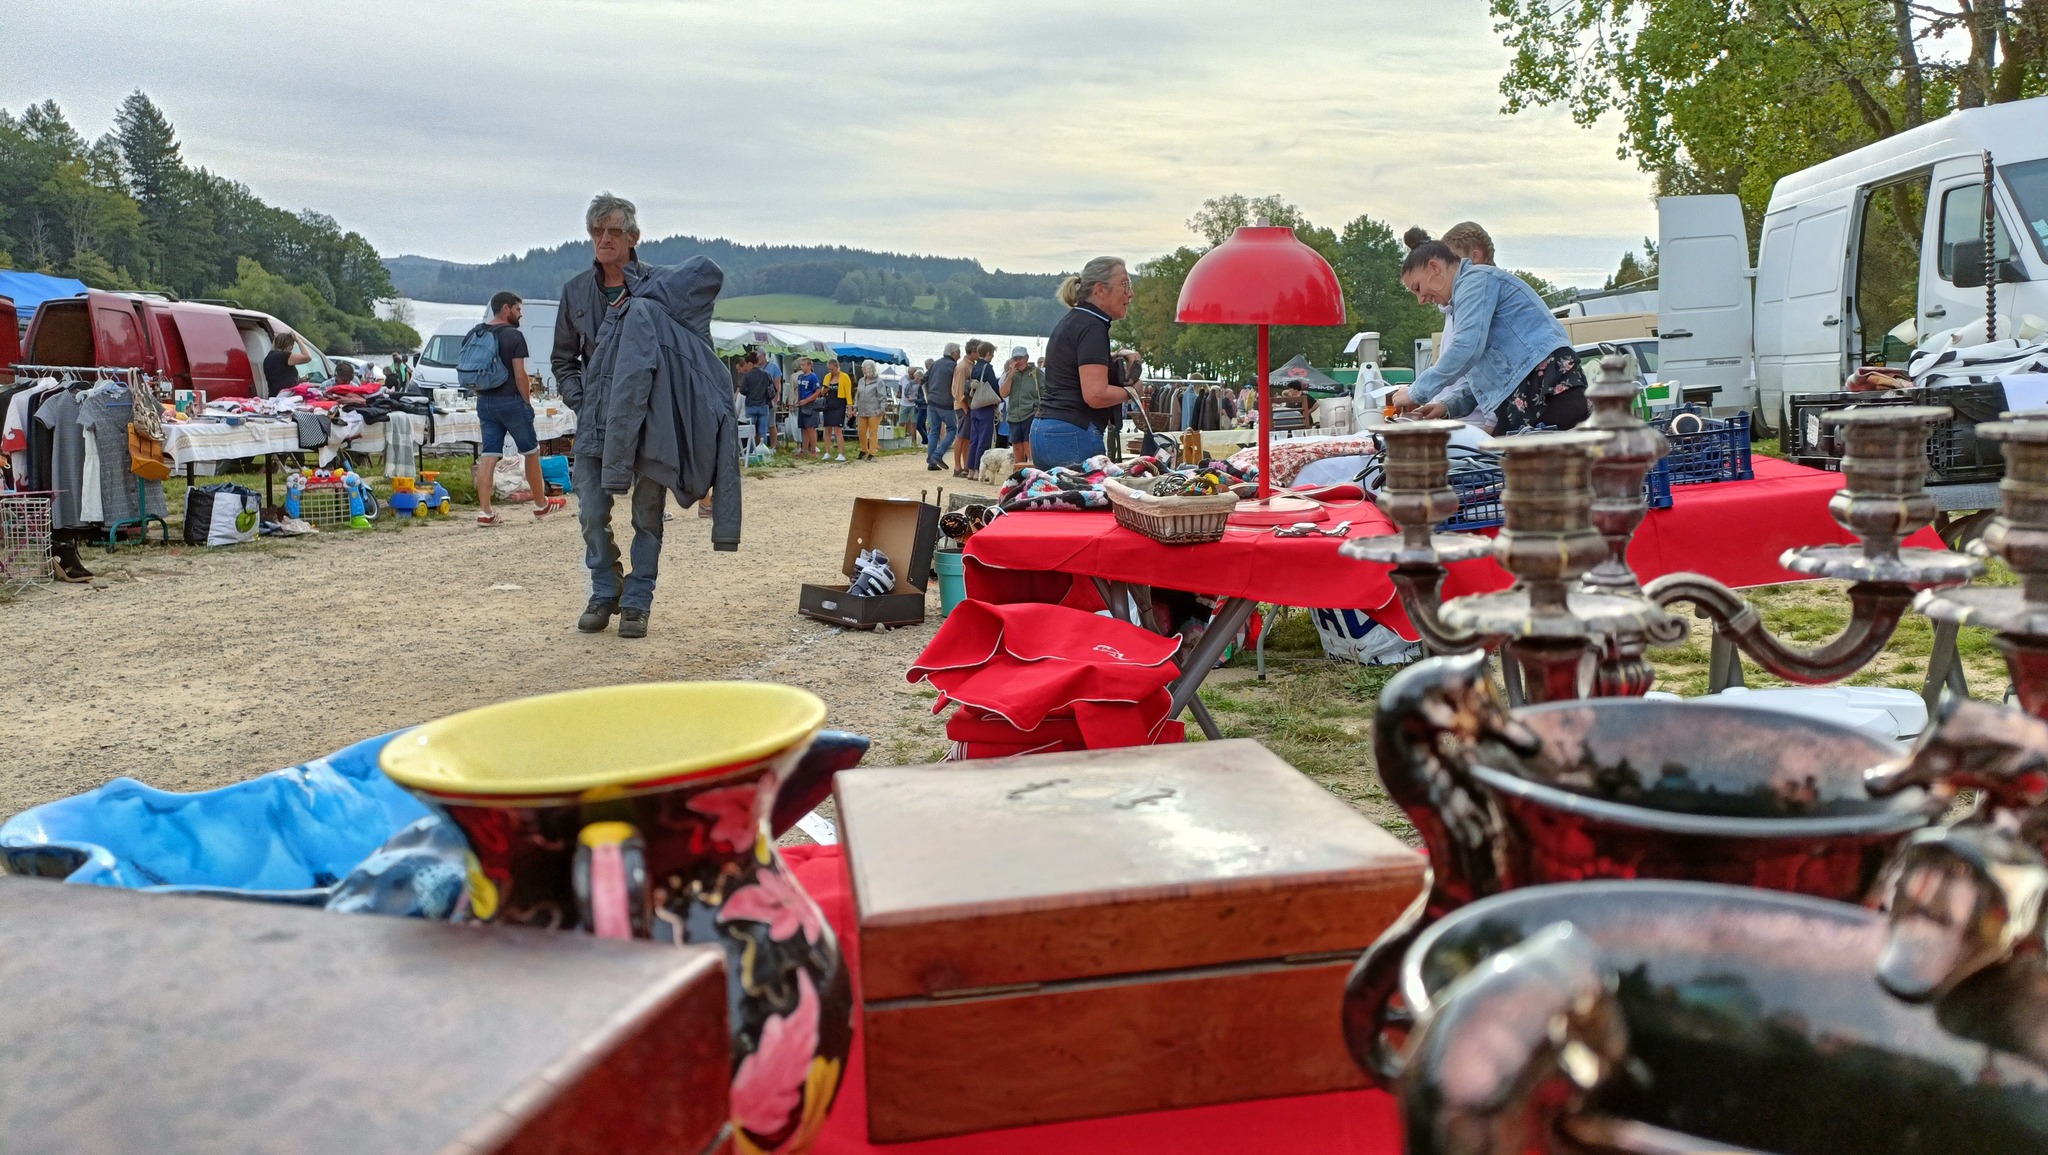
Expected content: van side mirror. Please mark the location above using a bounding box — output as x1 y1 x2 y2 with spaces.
1948 240 2030 288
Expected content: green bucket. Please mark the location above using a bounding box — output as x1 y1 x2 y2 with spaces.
933 548 967 619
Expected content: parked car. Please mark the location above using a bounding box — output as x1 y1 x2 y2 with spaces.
20 289 331 398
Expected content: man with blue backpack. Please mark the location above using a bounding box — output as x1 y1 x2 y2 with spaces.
461 291 565 526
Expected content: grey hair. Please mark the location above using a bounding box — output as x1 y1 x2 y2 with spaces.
943 342 961 358
586 192 639 235
1058 256 1127 308
861 359 879 379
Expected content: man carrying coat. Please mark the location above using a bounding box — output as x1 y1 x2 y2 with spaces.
553 192 666 639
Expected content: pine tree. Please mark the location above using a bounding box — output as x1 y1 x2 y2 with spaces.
114 90 181 209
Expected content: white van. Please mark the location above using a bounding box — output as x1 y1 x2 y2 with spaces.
412 299 563 394
1659 96 2048 428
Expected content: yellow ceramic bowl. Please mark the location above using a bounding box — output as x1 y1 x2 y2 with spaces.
380 682 827 800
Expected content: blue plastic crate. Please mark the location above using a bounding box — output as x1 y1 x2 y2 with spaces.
1438 460 1672 532
1655 406 1753 485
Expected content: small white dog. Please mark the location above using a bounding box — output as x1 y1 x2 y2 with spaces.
977 447 1015 484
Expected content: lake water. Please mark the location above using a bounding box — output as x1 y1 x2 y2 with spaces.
386 298 1049 366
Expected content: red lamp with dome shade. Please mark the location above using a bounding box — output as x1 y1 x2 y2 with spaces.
1174 223 1347 524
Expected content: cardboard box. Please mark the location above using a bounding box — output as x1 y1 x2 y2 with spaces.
798 496 940 629
836 741 1426 1141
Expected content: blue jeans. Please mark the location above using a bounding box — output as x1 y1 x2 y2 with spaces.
1030 416 1104 470
926 403 960 465
966 406 996 469
746 404 774 450
574 453 666 612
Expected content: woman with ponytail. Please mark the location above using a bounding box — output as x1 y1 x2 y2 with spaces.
1392 226 1585 433
1034 256 1139 469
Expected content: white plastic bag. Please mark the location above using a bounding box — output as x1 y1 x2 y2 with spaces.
493 453 531 501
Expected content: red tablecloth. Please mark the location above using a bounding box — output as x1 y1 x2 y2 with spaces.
787 843 1403 1154
962 457 1943 639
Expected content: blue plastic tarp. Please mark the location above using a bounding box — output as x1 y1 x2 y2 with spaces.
0 269 89 314
832 342 909 365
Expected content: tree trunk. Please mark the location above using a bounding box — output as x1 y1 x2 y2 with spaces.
1895 0 1926 126
1957 0 2002 108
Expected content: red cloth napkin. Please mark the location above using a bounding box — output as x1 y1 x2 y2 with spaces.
785 843 1404 1155
909 601 1182 746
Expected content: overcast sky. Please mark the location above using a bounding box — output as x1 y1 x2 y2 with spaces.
8 0 1656 288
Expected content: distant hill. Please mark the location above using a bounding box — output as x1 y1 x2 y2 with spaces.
384 234 1070 335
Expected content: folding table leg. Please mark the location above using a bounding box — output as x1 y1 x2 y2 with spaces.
1708 632 1746 692
1166 597 1257 740
1922 620 1968 712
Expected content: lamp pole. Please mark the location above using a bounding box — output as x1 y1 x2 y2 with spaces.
1257 323 1271 500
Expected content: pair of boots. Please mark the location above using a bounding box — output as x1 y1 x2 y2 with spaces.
578 600 649 639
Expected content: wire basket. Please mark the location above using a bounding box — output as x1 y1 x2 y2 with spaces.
1103 478 1236 544
1 492 55 593
298 483 350 529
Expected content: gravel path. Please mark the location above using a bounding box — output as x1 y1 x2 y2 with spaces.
1 453 968 820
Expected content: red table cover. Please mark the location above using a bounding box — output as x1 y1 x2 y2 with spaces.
786 843 1404 1154
962 456 1945 640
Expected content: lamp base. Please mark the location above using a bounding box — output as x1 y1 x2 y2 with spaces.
1228 495 1328 526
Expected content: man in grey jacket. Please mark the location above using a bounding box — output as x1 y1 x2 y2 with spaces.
552 192 663 638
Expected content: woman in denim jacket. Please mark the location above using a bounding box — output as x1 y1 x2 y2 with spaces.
1391 240 1586 432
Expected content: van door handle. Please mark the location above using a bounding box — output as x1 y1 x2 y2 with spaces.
1924 306 1948 318
1661 329 1692 340
1822 316 1842 326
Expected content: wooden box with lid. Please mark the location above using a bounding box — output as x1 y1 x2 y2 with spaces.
0 876 733 1155
834 740 1425 1141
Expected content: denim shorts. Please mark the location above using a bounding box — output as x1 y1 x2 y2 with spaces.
797 407 822 429
477 390 538 455
1008 415 1035 448
1030 416 1103 470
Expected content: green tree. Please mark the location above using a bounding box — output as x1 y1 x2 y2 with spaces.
114 90 182 208
1606 239 1659 290
1489 0 2048 230
1116 196 1442 378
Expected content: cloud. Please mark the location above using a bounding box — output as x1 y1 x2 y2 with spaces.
3 0 1656 287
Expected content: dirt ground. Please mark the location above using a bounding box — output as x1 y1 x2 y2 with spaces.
1 452 973 821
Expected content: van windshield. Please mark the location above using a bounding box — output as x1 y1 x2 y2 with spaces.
2006 159 2048 263
420 334 466 368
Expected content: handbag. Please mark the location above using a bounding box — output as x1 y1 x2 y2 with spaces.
969 367 1001 410
129 423 173 481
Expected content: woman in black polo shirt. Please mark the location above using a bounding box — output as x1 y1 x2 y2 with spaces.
1032 256 1136 470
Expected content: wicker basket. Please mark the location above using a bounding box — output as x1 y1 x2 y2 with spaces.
1103 478 1237 544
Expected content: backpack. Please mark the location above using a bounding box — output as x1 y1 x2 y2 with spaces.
455 324 509 391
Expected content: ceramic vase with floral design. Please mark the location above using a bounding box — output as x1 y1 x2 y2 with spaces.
381 682 862 1155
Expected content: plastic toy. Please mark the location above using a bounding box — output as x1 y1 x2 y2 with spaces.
387 476 420 518
340 469 375 529
283 471 305 519
425 482 451 516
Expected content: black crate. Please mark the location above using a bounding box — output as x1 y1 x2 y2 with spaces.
1785 383 2007 484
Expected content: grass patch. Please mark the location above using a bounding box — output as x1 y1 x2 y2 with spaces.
713 294 863 325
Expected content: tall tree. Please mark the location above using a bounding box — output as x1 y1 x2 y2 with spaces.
114 90 182 209
1490 0 2048 229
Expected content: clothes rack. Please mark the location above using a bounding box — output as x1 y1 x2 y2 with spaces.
5 365 169 550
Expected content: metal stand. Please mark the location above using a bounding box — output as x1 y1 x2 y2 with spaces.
105 475 170 551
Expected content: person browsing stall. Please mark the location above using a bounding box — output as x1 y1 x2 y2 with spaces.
1390 240 1587 433
1000 345 1042 467
820 358 853 461
925 343 960 472
474 291 566 527
739 349 778 454
1034 257 1138 470
794 356 823 457
853 359 888 461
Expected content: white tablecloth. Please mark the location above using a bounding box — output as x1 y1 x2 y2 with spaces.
162 403 577 466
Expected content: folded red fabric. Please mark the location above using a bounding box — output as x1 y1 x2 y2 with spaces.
909 601 1182 743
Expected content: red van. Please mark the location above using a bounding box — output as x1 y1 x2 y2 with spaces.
20 290 333 398
0 296 20 384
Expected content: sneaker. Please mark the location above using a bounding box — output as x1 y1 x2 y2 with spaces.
577 599 618 633
834 453 845 462
619 608 649 639
927 462 943 471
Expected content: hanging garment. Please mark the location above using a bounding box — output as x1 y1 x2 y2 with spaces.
384 412 421 479
33 390 86 529
82 383 166 525
79 421 102 524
